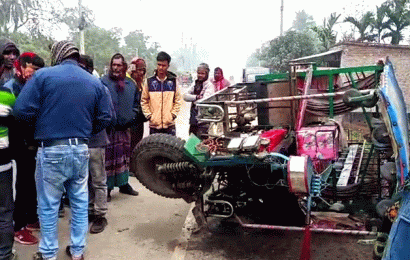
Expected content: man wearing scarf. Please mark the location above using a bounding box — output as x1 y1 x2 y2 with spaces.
14 40 113 260
183 63 215 138
4 52 45 246
100 53 139 201
211 67 231 91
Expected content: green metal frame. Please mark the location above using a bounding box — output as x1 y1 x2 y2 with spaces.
255 65 383 82
255 64 383 120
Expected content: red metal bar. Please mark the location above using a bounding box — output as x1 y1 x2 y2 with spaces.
234 215 376 236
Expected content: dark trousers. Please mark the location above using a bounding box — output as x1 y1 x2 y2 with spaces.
0 167 14 260
130 123 144 152
150 126 176 136
13 148 38 231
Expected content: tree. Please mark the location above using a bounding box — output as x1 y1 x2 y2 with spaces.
291 10 316 32
371 5 391 43
70 26 122 74
8 31 54 65
0 0 63 36
344 11 375 42
121 30 160 75
246 48 263 67
311 12 341 51
58 5 95 33
383 0 410 44
172 42 209 76
258 30 320 72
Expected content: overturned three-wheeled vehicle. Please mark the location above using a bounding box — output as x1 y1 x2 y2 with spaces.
131 59 408 258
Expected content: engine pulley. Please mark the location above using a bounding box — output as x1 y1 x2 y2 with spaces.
287 155 315 195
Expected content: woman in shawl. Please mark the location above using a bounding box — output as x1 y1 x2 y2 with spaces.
211 67 231 91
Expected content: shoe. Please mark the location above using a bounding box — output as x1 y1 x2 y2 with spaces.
373 232 389 260
107 189 112 202
15 227 39 245
33 252 44 260
26 221 40 231
90 216 108 234
119 183 139 196
88 214 96 223
66 246 85 260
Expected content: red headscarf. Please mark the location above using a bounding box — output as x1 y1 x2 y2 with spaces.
14 52 36 76
214 67 226 91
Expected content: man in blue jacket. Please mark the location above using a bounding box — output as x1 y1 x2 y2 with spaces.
14 41 113 260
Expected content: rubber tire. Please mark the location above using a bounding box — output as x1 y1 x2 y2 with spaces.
131 133 194 199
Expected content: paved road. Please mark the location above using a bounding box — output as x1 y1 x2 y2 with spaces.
15 177 192 260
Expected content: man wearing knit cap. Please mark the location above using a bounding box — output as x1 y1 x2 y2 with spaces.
183 63 215 138
0 37 20 86
14 40 113 260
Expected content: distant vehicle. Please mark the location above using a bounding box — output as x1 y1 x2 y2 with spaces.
179 72 193 87
242 66 270 83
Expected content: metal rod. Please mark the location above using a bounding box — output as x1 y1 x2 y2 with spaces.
355 140 367 183
224 90 372 105
234 215 376 235
296 66 313 130
329 74 334 118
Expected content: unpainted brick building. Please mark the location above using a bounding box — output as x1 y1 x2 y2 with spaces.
293 41 410 109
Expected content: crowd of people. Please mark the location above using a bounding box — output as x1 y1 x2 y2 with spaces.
0 38 231 260
0 37 408 260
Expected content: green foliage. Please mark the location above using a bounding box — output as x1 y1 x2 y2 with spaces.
70 26 122 74
246 49 263 67
258 30 320 73
311 12 341 51
382 0 410 44
372 5 391 43
0 0 63 36
344 11 376 42
7 31 54 65
291 10 316 32
342 0 410 44
58 6 95 32
121 30 160 75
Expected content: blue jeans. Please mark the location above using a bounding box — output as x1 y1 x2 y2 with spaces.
383 190 410 259
0 164 14 260
35 144 89 259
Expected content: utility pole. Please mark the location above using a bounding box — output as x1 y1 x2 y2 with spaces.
280 0 284 36
79 0 85 54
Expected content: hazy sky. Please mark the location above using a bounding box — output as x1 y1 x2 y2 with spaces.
62 0 387 81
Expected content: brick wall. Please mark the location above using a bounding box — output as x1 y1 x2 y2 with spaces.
332 42 410 110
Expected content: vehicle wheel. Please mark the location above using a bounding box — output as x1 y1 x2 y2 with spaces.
131 134 201 200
